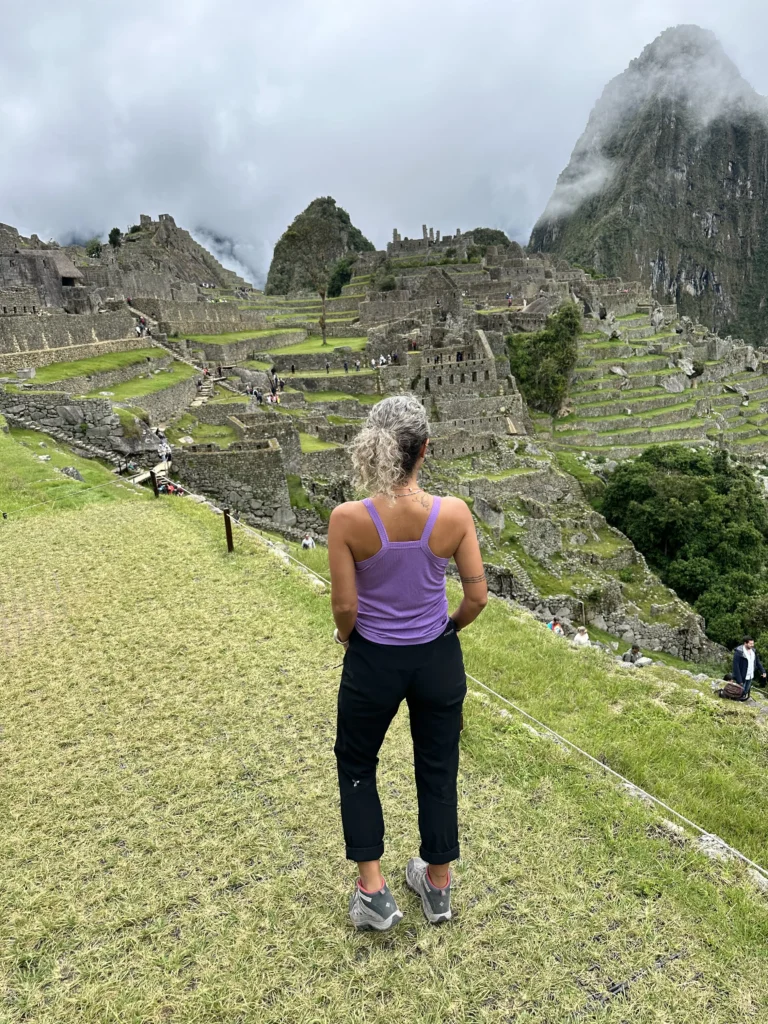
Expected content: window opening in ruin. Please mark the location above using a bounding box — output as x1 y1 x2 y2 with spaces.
472 371 477 382
450 374 454 384
484 370 489 380
460 373 465 384
424 377 430 391
61 277 75 287
437 376 442 386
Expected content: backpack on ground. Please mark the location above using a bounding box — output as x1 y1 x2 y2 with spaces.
719 681 745 700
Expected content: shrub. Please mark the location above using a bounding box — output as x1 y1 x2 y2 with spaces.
108 227 122 249
379 275 397 292
85 237 102 258
327 256 357 298
601 445 768 647
128 224 141 234
506 303 581 414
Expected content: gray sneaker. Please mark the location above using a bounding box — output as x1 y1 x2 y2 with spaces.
348 880 403 932
406 857 452 924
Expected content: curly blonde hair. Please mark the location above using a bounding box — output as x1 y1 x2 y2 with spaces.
349 395 430 499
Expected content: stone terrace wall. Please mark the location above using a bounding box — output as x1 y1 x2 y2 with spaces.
295 374 378 396
429 430 496 459
117 373 199 426
0 311 136 359
469 468 579 505
132 299 267 336
0 387 154 455
233 412 303 475
30 353 172 394
0 335 159 374
301 446 349 478
359 295 461 326
172 440 295 528
80 268 198 302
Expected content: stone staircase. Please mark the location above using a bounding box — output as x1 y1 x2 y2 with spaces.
190 376 214 408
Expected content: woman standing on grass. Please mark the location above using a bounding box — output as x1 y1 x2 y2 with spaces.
328 395 488 931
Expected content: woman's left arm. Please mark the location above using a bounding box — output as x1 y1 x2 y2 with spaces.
328 505 358 643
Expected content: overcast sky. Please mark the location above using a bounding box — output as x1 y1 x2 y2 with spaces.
1 0 767 283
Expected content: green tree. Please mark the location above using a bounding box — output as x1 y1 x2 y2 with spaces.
327 255 357 298
85 237 102 258
108 227 122 249
600 445 768 647
506 302 581 413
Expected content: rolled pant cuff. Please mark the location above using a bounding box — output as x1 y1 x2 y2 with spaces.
420 844 460 864
346 843 385 862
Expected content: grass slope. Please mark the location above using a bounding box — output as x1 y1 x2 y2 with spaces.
264 336 369 355
0 425 148 516
26 349 160 384
0 454 767 1020
84 363 196 401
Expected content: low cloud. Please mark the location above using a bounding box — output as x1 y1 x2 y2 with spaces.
2 5 768 275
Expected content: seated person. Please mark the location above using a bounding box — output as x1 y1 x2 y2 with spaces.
572 626 590 647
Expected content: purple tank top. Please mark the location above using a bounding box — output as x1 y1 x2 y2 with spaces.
354 496 449 646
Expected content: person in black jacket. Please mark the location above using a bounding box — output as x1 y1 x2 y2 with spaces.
732 636 767 699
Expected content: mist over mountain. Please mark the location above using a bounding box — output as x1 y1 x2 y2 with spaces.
530 24 768 343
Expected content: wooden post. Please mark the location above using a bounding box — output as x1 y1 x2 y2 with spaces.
149 470 159 498
223 508 234 553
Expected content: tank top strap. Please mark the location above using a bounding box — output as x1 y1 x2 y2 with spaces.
362 498 389 548
420 495 442 548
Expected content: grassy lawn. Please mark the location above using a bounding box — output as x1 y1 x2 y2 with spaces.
181 329 304 345
23 348 160 385
299 431 339 452
240 359 271 370
166 413 239 448
1 479 767 1020
84 363 196 401
263 336 369 356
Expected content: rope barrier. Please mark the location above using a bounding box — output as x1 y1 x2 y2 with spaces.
228 512 768 882
2 476 145 518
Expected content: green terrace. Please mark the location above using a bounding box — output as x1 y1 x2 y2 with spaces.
298 431 339 452
16 348 161 385
179 329 305 345
83 362 197 401
166 413 239 449
259 336 369 355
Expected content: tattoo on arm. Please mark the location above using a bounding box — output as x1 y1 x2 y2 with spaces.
460 572 486 584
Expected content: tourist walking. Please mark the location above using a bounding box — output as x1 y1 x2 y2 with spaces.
326 359 331 374
355 359 361 372
732 636 766 699
328 395 488 931
344 360 349 374
291 363 296 375
301 532 316 550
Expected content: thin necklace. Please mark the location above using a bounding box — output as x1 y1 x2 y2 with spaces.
392 486 423 498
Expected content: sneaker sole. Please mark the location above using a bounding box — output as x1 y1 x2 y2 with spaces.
405 875 452 925
351 909 403 932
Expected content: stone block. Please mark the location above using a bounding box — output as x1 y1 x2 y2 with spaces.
474 495 505 533
15 368 36 379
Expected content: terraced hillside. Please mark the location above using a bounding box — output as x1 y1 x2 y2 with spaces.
1 423 767 1022
538 308 768 461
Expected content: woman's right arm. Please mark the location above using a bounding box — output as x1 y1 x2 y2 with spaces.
328 504 359 643
449 500 488 632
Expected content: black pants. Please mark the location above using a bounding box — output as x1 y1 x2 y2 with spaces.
334 623 466 864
